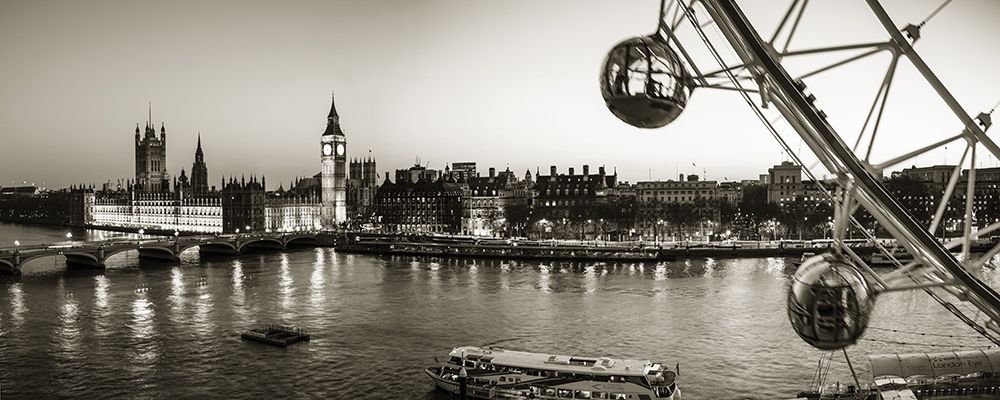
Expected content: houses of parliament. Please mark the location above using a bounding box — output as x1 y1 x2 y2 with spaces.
70 94 378 234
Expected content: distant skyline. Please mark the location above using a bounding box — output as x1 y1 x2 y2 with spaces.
2 0 999 188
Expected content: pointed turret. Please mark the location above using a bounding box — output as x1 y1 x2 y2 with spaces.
323 92 344 136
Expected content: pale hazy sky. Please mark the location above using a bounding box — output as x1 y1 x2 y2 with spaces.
1 0 999 188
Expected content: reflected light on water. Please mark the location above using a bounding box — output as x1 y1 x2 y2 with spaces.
129 294 159 373
583 265 597 294
499 263 511 291
92 275 112 336
168 267 186 323
232 260 244 292
704 258 717 276
428 261 441 288
654 264 667 281
538 264 551 292
280 253 293 312
9 282 25 326
58 294 80 355
765 257 786 276
310 251 326 310
131 295 156 343
193 283 214 335
230 260 247 324
94 275 109 309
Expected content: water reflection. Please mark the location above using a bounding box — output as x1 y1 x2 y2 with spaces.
538 264 551 292
192 276 214 336
765 257 786 276
129 294 158 365
8 282 25 326
499 263 511 291
92 275 111 336
57 282 81 357
310 249 326 310
654 264 667 281
583 265 597 294
704 258 717 276
229 259 250 328
279 253 293 312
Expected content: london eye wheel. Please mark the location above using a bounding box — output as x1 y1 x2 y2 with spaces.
599 0 1000 353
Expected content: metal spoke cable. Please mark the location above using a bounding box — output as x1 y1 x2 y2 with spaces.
919 0 953 28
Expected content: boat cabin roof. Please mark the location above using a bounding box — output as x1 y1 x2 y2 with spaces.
449 346 658 377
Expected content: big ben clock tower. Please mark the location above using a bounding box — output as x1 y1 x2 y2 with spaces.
321 92 347 229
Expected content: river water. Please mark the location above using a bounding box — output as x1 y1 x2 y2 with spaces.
0 222 998 399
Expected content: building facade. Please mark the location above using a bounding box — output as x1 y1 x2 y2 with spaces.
89 189 223 233
265 184 322 233
460 167 529 236
767 161 802 203
533 165 617 212
375 173 463 234
636 174 719 204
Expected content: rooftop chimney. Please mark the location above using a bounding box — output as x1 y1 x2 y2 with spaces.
569 167 575 176
550 166 557 176
489 167 496 179
583 165 590 175
599 166 606 175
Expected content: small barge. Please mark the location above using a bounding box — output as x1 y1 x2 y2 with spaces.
240 325 310 347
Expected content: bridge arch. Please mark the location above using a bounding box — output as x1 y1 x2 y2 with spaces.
136 246 179 262
239 238 285 253
285 235 320 247
0 259 14 274
199 241 239 256
62 251 103 268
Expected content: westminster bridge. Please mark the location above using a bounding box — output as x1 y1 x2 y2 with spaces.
0 233 328 274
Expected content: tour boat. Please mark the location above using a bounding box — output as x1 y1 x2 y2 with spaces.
426 346 680 399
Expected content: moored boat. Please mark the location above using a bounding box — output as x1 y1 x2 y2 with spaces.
240 324 310 347
426 346 680 399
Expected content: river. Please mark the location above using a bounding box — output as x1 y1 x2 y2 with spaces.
0 222 997 399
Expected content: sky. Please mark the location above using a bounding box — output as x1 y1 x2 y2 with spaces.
1 0 999 189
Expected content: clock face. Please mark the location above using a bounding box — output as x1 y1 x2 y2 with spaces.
336 143 345 156
322 143 333 156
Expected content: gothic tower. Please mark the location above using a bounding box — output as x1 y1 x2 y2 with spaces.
320 92 347 229
135 105 168 192
191 133 209 193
